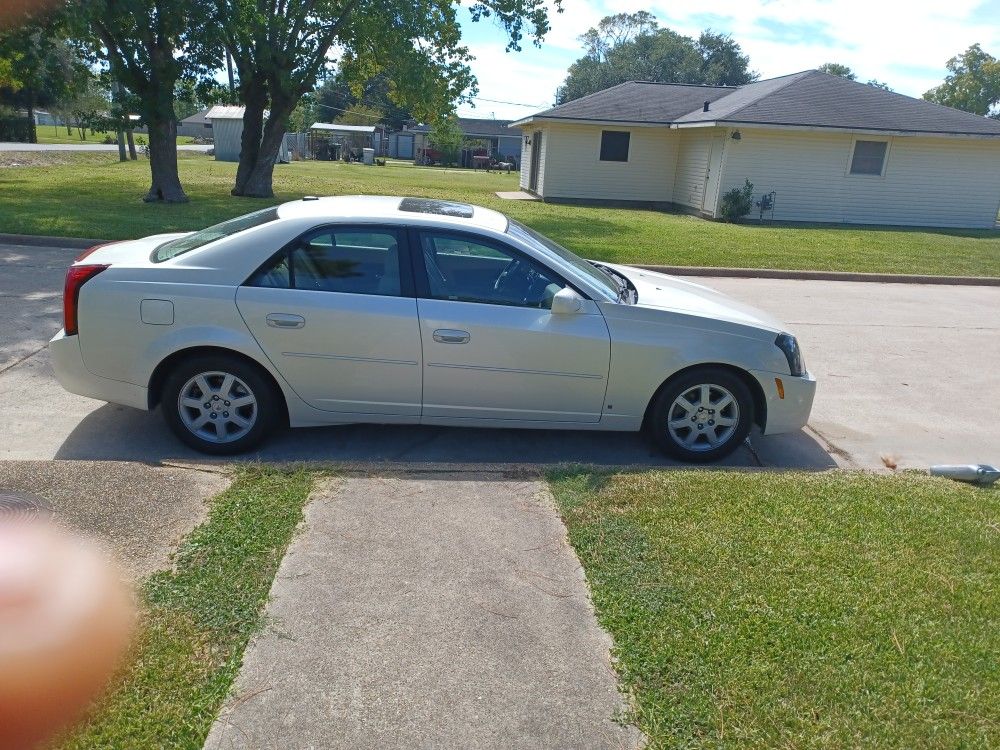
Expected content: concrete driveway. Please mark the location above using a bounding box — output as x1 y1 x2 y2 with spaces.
3 241 995 469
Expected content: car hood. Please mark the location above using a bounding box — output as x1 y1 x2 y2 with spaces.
605 263 787 333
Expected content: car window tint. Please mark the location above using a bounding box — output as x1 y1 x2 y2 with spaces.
248 229 401 296
420 234 564 309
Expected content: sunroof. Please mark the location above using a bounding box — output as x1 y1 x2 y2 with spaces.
398 198 474 219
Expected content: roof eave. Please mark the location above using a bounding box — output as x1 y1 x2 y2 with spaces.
693 119 1000 138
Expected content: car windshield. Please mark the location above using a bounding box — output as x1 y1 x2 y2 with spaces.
506 219 618 301
152 207 280 262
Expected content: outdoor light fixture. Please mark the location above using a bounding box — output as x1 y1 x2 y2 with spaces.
524 135 531 145
731 130 742 141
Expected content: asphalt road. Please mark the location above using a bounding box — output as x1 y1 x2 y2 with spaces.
3 241 996 470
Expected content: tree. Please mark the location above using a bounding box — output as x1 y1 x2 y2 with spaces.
818 62 856 80
68 0 212 202
923 43 1000 116
866 79 893 91
216 0 560 198
0 24 89 142
557 18 756 103
578 11 657 61
427 112 463 164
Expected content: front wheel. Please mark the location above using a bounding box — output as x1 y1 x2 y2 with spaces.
648 368 754 462
161 354 278 455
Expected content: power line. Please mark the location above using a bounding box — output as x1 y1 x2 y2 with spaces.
471 95 550 108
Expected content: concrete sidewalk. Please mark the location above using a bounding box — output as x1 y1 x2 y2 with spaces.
203 474 642 750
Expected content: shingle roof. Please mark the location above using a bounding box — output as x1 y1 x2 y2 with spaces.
409 117 517 138
180 108 212 125
515 71 1000 137
527 81 734 125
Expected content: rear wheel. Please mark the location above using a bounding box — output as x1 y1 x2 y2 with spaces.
649 367 754 462
161 354 278 455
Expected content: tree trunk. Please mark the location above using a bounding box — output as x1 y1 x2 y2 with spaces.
232 84 267 196
116 129 127 161
26 94 37 144
235 110 289 198
143 117 188 203
126 130 137 160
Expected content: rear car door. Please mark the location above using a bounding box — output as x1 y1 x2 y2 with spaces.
236 225 422 416
414 230 611 423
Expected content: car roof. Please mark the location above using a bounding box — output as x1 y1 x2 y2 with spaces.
276 195 509 233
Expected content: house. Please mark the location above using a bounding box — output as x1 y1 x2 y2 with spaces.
407 117 523 166
511 70 1000 229
205 105 288 163
177 108 214 139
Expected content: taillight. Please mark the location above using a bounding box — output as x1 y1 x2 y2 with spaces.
63 264 109 336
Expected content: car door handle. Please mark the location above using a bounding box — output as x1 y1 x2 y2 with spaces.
266 313 305 329
432 329 470 344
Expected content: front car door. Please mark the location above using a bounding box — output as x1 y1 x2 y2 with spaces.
236 225 422 416
414 230 611 423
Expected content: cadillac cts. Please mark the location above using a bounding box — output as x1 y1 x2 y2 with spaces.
50 196 815 461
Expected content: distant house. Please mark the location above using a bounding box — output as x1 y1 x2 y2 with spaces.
205 105 288 163
407 118 523 165
512 70 1000 229
177 108 213 139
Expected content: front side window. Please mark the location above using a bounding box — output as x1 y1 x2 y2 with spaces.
599 130 630 162
849 139 888 175
420 233 565 309
153 207 279 262
248 228 401 296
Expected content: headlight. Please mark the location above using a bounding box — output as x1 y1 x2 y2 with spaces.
775 333 805 376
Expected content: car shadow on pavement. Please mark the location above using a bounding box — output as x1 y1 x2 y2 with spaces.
54 403 838 470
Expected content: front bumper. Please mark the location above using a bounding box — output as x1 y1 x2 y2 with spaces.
749 368 816 435
49 330 149 411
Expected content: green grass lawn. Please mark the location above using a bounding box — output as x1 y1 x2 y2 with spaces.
29 127 197 146
549 469 1000 749
57 466 314 749
1 151 998 275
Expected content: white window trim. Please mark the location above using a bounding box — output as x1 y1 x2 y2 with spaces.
846 136 892 178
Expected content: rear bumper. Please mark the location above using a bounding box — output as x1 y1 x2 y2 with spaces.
749 368 816 435
49 330 149 410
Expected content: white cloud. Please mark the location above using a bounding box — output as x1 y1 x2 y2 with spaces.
460 0 1000 119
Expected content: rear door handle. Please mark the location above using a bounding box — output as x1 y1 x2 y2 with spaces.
266 313 305 329
432 329 470 344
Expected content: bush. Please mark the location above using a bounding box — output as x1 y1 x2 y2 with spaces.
719 178 754 222
0 116 35 143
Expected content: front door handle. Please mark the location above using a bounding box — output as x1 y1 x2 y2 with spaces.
266 313 305 329
432 328 470 344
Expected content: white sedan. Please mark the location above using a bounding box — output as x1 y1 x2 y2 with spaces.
50 196 815 461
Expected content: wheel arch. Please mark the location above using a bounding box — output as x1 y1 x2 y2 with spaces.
147 346 290 425
642 362 767 431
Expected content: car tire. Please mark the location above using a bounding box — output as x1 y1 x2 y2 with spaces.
161 354 278 455
648 367 754 463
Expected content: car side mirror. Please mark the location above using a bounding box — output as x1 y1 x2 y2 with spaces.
550 286 583 314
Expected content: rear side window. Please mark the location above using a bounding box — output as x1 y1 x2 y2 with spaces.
248 228 402 296
152 207 279 262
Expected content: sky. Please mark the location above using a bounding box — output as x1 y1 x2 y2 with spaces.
454 0 1000 121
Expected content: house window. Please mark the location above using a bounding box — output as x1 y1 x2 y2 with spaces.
599 130 630 162
850 139 888 175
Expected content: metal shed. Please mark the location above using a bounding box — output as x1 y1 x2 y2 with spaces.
205 105 289 163
307 122 375 161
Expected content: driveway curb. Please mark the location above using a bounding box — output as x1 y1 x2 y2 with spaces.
4 234 998 286
640 265 1000 287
